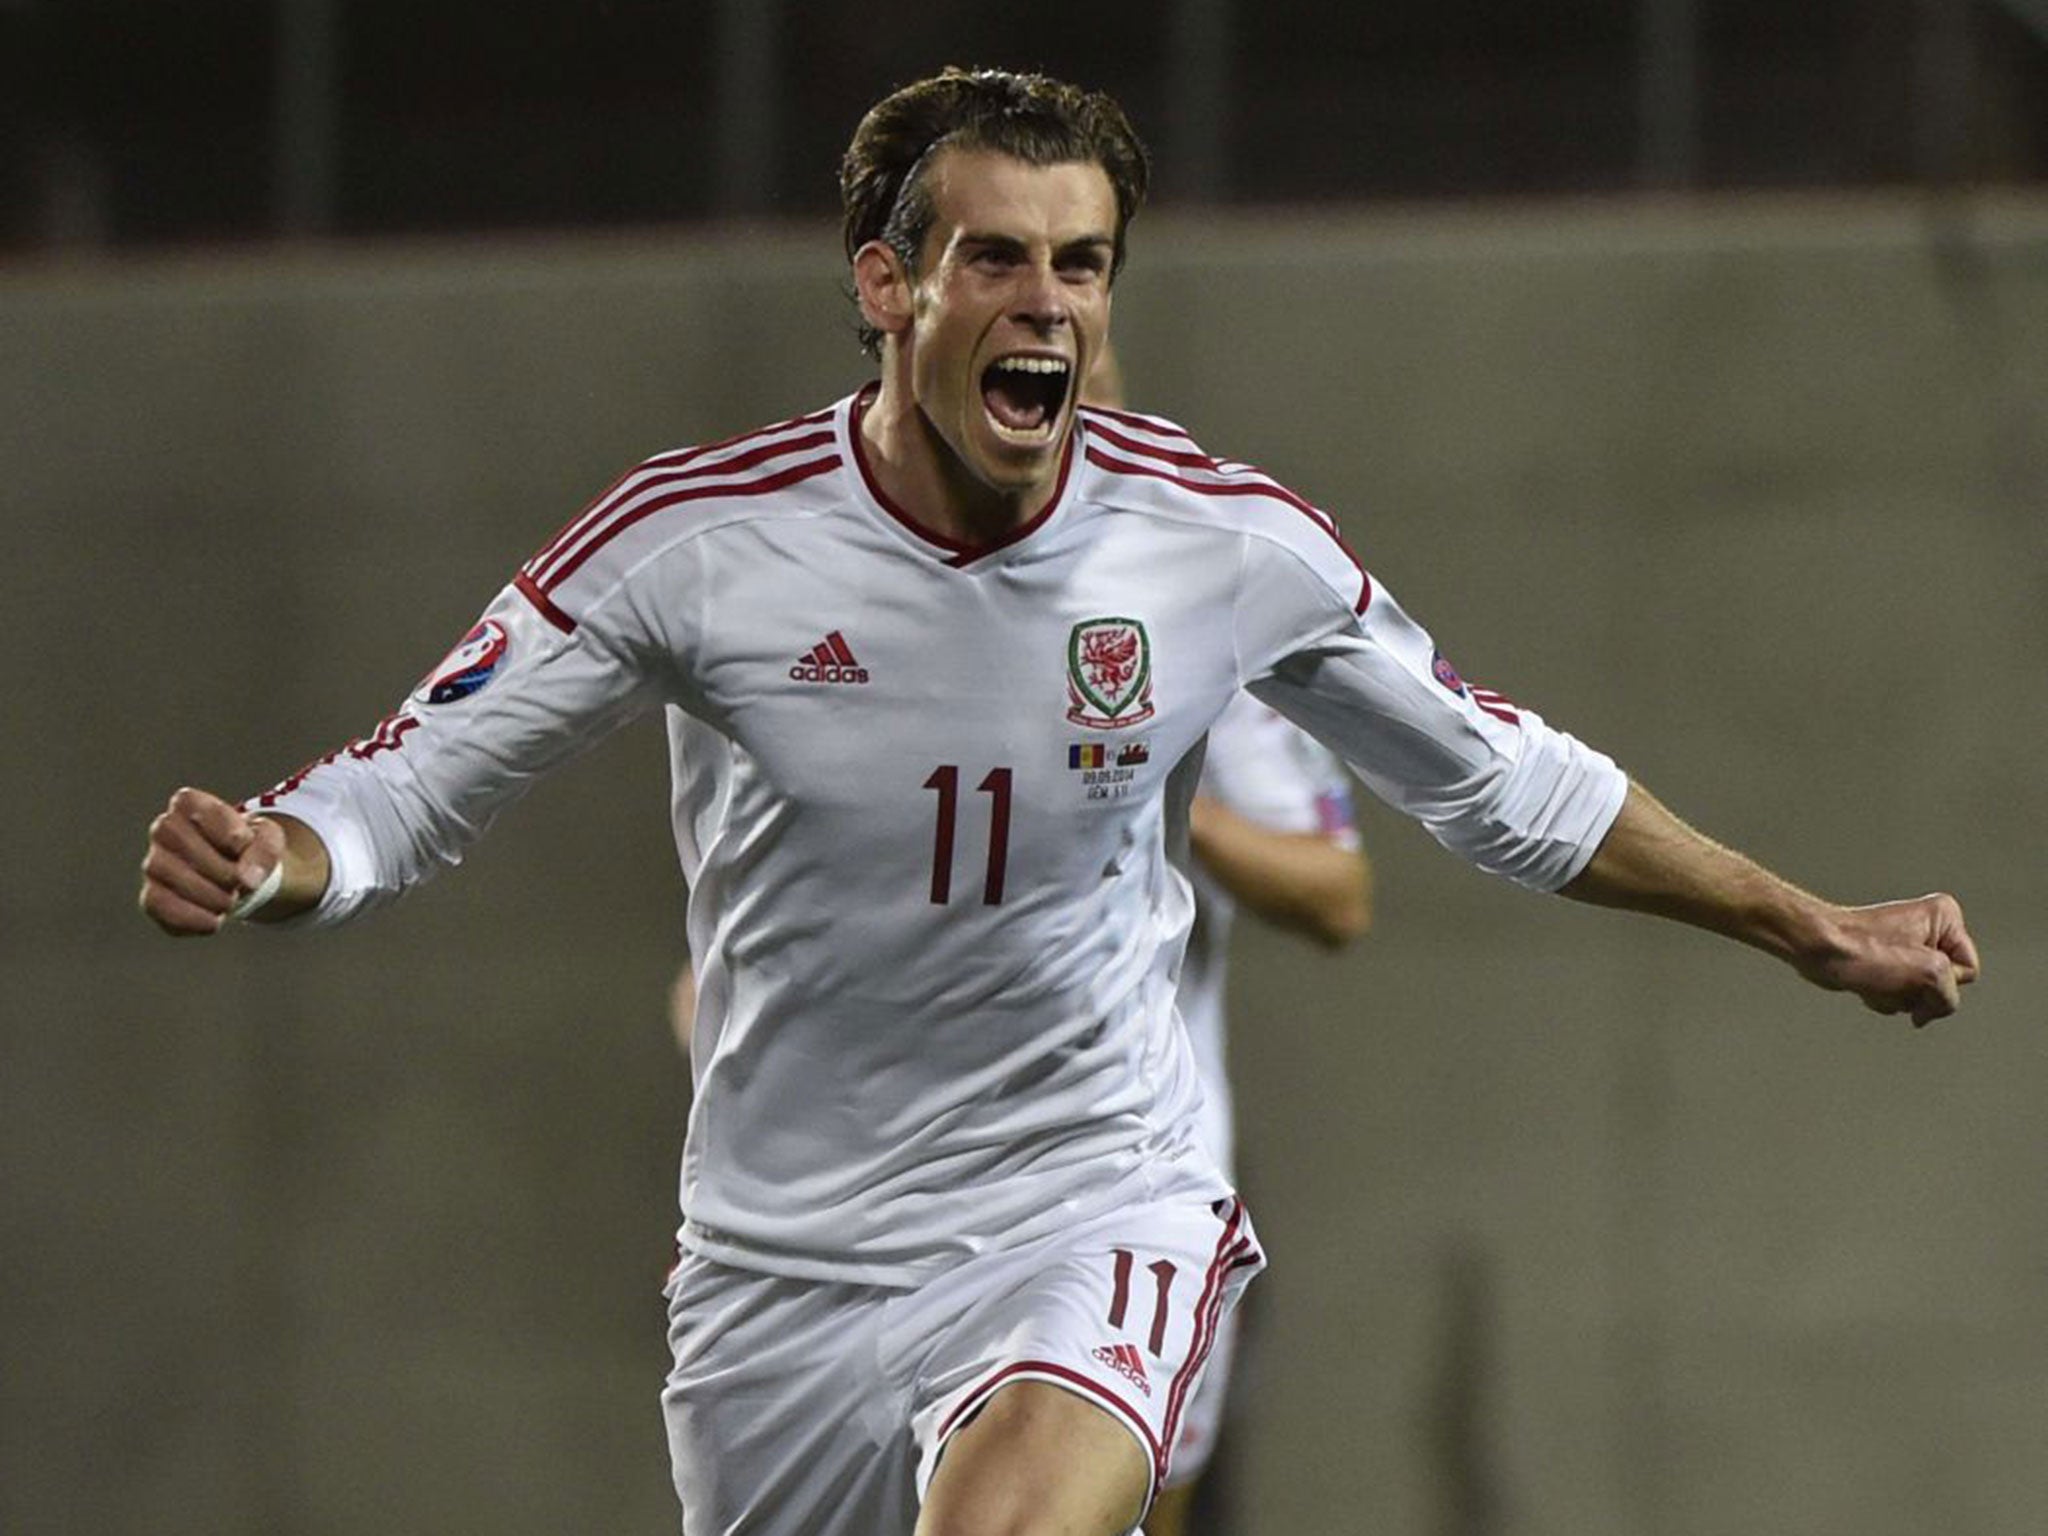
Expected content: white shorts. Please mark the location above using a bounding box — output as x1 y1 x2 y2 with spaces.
661 1194 1263 1536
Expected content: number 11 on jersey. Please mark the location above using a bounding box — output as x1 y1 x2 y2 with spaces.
924 765 1012 905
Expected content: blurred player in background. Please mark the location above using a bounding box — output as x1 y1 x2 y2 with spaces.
1158 698 1373 1536
142 66 1977 1536
1086 350 1375 1535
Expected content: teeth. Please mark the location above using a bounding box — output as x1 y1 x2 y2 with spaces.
993 356 1070 375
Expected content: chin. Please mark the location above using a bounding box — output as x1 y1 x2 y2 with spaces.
976 414 1068 484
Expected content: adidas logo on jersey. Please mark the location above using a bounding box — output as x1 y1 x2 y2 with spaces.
1091 1341 1152 1397
789 630 870 685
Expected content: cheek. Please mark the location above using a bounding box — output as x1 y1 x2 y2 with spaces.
912 310 979 399
909 339 975 434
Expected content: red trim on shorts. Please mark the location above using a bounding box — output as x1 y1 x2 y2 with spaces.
1158 1200 1258 1471
935 1358 1165 1484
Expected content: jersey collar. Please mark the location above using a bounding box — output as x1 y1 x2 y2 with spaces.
843 384 1080 569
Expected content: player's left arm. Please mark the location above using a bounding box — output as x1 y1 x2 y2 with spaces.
1188 796 1372 949
1561 780 1981 1027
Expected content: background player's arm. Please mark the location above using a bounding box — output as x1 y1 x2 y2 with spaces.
1188 794 1372 949
1561 780 1979 1026
139 788 330 934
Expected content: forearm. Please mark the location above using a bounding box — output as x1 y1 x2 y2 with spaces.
1558 779 1978 1026
1188 796 1372 948
1559 780 1845 964
1567 776 1928 1000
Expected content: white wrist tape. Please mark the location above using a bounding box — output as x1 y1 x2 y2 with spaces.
228 859 286 921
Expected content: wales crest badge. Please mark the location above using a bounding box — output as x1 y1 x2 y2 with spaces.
1066 617 1155 728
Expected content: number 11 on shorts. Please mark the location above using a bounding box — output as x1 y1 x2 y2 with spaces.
1107 1248 1178 1356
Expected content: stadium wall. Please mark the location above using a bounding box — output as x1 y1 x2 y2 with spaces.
4 195 2044 1536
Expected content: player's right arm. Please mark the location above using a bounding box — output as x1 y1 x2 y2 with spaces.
137 543 674 936
138 790 329 935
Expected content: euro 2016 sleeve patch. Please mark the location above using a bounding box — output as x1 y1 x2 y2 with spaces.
417 619 511 706
1433 648 1521 726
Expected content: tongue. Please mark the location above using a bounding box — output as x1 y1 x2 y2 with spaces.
984 378 1048 432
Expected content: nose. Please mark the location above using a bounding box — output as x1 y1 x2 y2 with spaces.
1012 259 1069 333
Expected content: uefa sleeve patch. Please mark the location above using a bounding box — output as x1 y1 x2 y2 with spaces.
418 619 511 705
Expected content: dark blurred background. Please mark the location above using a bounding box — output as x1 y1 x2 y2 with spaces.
3 0 2046 251
4 6 2046 1536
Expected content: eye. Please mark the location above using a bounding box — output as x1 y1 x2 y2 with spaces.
1056 249 1111 282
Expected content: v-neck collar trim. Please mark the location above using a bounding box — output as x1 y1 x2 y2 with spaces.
843 384 1079 569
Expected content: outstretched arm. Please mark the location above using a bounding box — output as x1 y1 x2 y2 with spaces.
139 787 331 935
1188 794 1373 949
1561 781 1980 1026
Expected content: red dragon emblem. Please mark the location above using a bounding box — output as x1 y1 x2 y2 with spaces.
1066 618 1155 727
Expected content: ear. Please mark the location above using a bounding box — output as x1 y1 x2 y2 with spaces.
852 240 914 339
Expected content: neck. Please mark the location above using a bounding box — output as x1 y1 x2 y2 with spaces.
858 379 1056 550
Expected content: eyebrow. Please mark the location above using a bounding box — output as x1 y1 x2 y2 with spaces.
956 232 1116 259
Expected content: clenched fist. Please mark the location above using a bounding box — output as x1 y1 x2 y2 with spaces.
139 787 289 936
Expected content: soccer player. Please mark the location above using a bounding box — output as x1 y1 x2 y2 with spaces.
139 67 1978 1536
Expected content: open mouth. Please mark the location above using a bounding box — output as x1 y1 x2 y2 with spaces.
980 354 1072 445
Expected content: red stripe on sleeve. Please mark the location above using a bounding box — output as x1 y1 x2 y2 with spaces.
1085 446 1373 615
514 571 577 634
525 420 836 584
539 454 840 593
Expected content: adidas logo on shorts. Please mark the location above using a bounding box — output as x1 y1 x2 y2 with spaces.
1092 1341 1152 1397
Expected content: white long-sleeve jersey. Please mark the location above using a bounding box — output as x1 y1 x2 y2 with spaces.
252 389 1628 1287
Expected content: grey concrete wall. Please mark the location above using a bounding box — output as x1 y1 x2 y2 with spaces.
4 196 2043 1536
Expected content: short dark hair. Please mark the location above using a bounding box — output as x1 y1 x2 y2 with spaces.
839 67 1151 355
